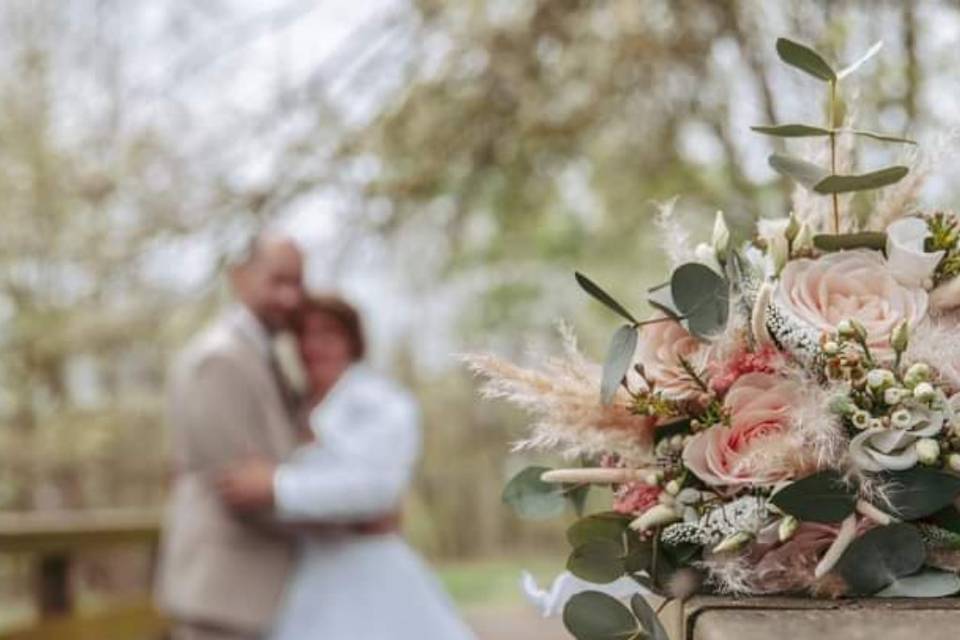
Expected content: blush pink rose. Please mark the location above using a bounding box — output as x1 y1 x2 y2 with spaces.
635 317 707 401
612 482 662 515
683 372 797 487
776 250 927 352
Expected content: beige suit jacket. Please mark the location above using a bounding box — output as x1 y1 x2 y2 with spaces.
156 312 300 634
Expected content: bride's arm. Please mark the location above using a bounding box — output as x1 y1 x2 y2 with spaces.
271 392 421 523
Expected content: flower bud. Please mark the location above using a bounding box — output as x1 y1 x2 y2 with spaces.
905 363 932 388
914 382 936 402
866 369 895 390
630 504 680 532
884 388 907 406
890 320 910 354
822 340 840 356
916 438 941 465
712 531 752 554
785 212 800 243
778 515 799 542
891 409 912 429
949 453 960 473
868 418 884 430
712 210 730 258
851 410 871 430
769 235 789 275
794 222 814 253
837 320 853 338
665 479 681 496
848 319 868 341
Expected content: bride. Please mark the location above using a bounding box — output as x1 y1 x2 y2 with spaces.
216 295 475 640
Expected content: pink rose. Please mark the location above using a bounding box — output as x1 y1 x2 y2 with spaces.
635 317 707 401
776 250 927 352
683 373 798 487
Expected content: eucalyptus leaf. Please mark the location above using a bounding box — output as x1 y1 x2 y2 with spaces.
567 483 592 517
567 539 627 584
751 124 830 137
601 325 638 405
630 593 670 640
769 470 856 523
669 263 729 340
769 154 830 189
881 467 960 520
833 524 926 595
838 40 883 79
567 512 634 548
502 466 567 519
576 272 639 325
843 129 916 145
813 232 887 252
876 571 960 598
813 166 909 194
776 37 836 82
563 591 641 640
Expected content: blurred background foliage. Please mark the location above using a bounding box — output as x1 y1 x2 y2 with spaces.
1 0 958 620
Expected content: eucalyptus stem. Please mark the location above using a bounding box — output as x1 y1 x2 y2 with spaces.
829 80 840 234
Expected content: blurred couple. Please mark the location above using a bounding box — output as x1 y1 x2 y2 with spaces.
156 232 475 640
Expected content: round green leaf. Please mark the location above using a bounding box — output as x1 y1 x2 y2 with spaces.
567 512 633 548
770 470 857 523
834 524 926 595
876 571 960 598
881 467 960 520
563 591 640 640
776 37 836 82
669 263 729 340
502 466 566 519
630 593 669 640
601 325 638 404
567 539 626 584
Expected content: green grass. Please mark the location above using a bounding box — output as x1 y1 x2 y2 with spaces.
437 556 564 609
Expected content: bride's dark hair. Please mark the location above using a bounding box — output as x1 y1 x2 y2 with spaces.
295 294 366 361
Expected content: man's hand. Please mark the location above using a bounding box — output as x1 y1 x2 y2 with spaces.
215 458 277 513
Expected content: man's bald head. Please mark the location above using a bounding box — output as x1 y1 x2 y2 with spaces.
230 231 304 333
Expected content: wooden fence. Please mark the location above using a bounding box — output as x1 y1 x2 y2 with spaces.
0 509 166 640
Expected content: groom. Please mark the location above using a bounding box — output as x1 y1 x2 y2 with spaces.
157 232 306 640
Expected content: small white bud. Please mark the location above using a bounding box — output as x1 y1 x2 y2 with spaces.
670 435 685 451
644 472 660 486
890 320 910 354
916 438 941 466
891 409 912 429
837 320 854 338
884 388 907 406
712 531 752 553
712 210 730 258
851 410 871 430
769 235 789 275
823 341 840 356
948 453 960 473
794 222 814 253
828 394 856 416
868 418 884 431
905 363 932 387
914 382 936 402
630 504 680 532
778 515 799 542
867 369 895 390
665 479 681 496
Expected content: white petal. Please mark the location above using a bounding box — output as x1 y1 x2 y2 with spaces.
886 217 944 289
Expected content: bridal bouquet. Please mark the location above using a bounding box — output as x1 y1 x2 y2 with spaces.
468 37 960 639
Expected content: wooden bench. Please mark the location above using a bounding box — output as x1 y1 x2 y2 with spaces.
0 509 166 640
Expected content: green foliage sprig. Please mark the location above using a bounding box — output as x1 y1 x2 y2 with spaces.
753 38 916 234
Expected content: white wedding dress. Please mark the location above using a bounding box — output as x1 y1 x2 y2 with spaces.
268 365 476 640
